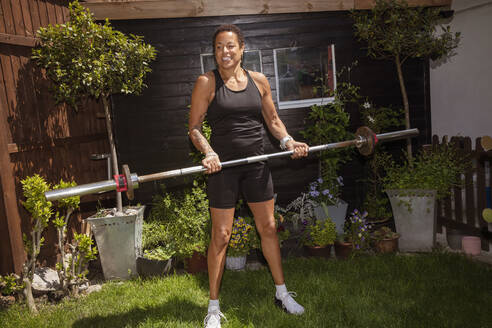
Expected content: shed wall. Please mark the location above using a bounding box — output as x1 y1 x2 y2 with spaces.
110 11 431 208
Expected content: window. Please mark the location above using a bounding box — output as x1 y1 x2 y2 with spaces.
273 45 336 109
200 50 263 74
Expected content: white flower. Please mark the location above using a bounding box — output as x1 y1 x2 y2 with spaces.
368 115 375 123
363 102 371 109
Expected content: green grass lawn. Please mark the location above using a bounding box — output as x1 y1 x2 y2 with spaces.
1 252 491 327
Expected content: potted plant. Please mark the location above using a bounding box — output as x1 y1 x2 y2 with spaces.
226 216 254 271
383 144 468 252
371 227 400 253
147 179 210 274
279 192 317 233
336 209 371 259
306 177 347 235
302 218 337 259
32 1 156 280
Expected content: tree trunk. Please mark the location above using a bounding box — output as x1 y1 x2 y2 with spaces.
57 227 66 291
102 96 123 213
23 278 37 314
395 55 412 159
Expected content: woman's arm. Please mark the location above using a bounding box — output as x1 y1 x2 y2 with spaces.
189 72 221 173
251 71 309 158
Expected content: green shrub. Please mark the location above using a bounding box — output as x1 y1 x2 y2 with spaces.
303 219 337 247
383 144 468 200
146 179 210 260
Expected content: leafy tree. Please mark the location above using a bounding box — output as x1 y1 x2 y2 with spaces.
352 0 460 157
32 1 156 212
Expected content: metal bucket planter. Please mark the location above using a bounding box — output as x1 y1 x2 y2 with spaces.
386 190 436 252
85 206 145 280
314 199 348 235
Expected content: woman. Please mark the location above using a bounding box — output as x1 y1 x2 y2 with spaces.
189 24 308 328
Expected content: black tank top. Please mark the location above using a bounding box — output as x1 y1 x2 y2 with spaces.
207 69 264 161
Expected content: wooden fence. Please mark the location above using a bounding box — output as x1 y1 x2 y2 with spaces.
0 0 110 275
434 135 492 251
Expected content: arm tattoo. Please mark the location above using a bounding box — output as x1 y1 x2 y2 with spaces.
189 122 213 154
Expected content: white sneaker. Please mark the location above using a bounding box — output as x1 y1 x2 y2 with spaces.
204 307 227 328
275 291 305 315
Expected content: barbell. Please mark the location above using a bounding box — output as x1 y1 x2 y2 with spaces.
44 127 419 202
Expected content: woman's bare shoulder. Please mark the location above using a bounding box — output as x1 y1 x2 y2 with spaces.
194 71 215 93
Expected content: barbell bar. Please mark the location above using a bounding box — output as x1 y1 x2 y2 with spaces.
44 127 419 202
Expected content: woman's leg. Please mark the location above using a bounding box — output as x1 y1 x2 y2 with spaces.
248 199 284 285
208 207 235 300
248 198 304 315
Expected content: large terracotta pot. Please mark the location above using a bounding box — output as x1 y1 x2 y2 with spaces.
334 241 353 259
185 251 208 274
304 245 332 259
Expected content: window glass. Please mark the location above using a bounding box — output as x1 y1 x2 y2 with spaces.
273 45 336 109
200 50 262 74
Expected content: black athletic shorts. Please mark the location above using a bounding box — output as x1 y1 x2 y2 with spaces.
207 162 274 209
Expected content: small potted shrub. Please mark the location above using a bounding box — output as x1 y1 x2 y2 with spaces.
383 144 468 252
302 219 337 259
336 209 371 259
147 179 210 274
371 227 400 253
226 216 254 271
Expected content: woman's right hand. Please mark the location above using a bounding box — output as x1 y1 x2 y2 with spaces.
202 152 222 174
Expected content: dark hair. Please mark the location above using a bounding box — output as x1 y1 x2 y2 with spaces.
213 24 245 50
212 25 245 67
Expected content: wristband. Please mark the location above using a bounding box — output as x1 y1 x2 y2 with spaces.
280 135 293 150
205 152 218 158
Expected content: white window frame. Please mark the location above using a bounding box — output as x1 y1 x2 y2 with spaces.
200 50 263 74
273 45 337 110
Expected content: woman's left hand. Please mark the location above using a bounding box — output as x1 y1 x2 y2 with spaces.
286 140 309 159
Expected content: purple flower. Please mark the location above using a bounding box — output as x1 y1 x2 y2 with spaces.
322 189 330 195
310 191 320 197
337 176 344 186
317 178 323 184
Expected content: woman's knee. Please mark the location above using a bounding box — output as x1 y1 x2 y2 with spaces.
211 227 231 249
257 219 277 238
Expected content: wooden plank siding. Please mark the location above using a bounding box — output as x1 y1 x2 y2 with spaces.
110 11 432 208
0 0 111 274
82 0 452 20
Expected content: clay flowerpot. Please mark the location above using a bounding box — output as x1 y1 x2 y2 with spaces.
304 245 332 259
185 251 208 274
462 236 481 256
334 241 353 259
375 238 399 254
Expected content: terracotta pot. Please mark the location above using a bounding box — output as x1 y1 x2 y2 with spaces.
304 245 332 259
334 241 353 259
185 251 208 274
375 238 399 253
462 236 481 256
